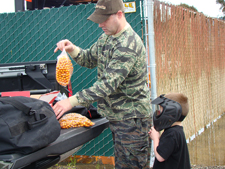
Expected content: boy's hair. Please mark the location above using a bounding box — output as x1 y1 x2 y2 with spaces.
164 93 189 117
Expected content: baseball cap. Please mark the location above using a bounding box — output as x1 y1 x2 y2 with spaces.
87 0 125 24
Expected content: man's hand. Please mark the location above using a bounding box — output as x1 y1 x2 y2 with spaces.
53 98 73 119
54 39 76 53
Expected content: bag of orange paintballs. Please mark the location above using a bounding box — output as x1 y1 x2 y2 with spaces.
56 49 73 87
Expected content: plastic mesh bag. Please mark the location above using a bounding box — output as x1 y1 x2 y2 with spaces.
59 113 95 129
56 49 73 87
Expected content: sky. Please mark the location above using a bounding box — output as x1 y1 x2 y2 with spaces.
0 0 15 13
160 0 224 18
0 0 224 18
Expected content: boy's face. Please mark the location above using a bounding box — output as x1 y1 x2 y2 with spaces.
156 105 163 116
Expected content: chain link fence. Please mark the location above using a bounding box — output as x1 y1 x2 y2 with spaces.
152 0 225 141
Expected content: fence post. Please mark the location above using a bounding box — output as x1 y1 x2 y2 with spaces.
144 0 157 167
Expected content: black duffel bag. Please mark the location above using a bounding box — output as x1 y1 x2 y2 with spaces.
0 96 61 155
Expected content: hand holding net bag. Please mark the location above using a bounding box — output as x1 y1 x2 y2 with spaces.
56 49 73 87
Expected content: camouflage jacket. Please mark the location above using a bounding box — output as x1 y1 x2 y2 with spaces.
70 24 151 121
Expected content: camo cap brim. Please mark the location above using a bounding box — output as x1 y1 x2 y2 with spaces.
87 0 125 24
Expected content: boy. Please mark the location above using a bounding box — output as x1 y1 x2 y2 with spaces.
149 93 191 169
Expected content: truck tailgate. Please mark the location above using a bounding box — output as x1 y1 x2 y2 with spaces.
0 117 109 169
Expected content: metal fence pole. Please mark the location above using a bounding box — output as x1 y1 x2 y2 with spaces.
147 0 157 102
144 0 157 167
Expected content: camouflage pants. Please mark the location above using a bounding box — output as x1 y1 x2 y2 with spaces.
109 118 152 169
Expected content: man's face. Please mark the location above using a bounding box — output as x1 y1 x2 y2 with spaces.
98 13 119 35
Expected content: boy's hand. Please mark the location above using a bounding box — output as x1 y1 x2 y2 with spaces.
148 126 160 141
149 126 165 162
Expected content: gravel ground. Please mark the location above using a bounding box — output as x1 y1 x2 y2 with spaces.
50 164 225 169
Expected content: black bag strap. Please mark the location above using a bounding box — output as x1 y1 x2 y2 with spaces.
0 97 31 115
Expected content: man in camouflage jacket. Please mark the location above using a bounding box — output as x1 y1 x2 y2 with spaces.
53 0 152 168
